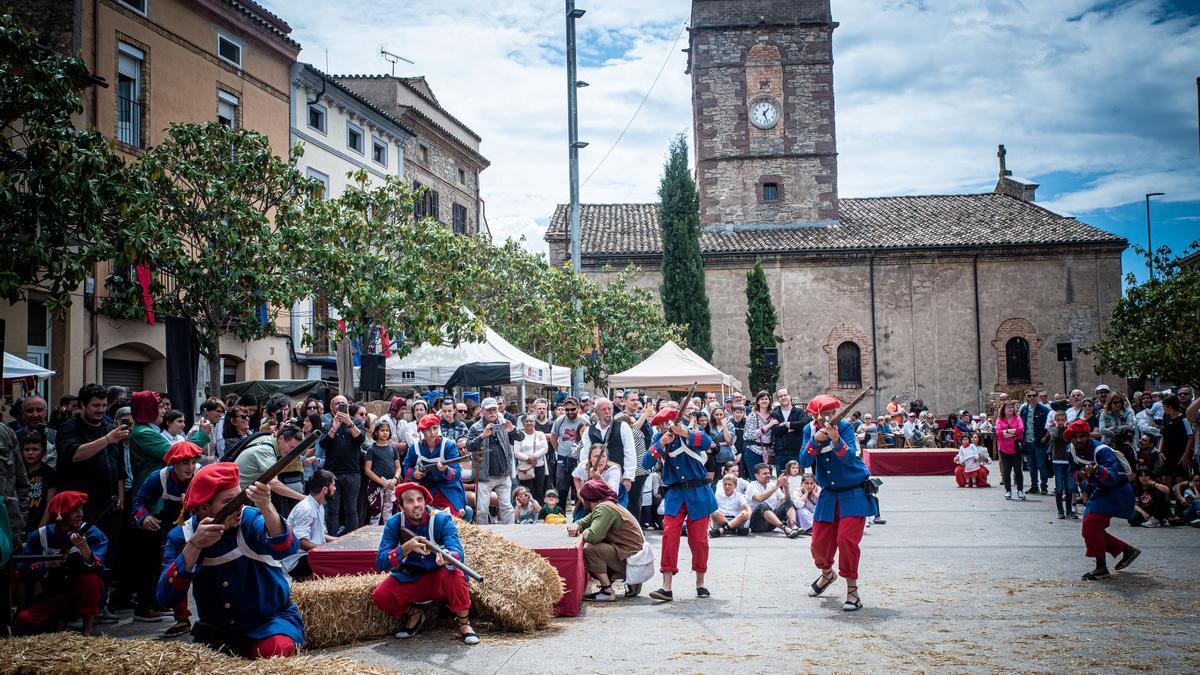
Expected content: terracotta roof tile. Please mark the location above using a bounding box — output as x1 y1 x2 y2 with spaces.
545 194 1125 255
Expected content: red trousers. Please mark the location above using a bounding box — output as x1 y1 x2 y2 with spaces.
14 573 103 634
241 635 297 659
429 493 461 518
372 568 471 616
955 465 991 487
1081 513 1128 561
660 505 709 574
810 505 866 581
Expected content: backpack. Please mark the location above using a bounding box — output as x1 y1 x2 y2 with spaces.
221 430 273 463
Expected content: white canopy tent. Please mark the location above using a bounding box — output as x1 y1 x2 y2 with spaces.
380 327 570 388
608 341 741 393
3 352 55 380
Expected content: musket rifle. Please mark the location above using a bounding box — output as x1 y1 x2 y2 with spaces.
211 428 325 528
816 387 874 453
11 496 117 563
395 524 484 582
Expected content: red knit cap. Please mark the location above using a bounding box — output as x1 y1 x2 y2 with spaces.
163 440 203 466
48 490 88 518
650 408 678 426
183 462 240 511
1063 419 1091 442
394 481 433 503
806 395 842 416
131 390 161 424
417 413 441 431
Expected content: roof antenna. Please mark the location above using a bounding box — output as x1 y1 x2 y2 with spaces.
380 48 414 77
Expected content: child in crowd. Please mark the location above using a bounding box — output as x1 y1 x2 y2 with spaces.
1048 410 1078 519
1175 475 1200 525
160 410 186 444
364 421 401 525
787 468 819 534
21 432 56 528
640 470 663 529
513 486 541 524
1129 470 1171 528
538 489 567 524
722 462 750 494
709 474 751 537
953 433 989 488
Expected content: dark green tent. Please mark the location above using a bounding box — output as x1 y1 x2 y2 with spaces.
220 379 328 401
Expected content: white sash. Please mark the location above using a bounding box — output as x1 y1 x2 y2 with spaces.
158 467 181 502
182 507 282 568
666 432 707 464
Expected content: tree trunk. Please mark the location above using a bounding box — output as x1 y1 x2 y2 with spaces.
206 336 222 399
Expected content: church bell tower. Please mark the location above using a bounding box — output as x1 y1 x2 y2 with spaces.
688 0 840 227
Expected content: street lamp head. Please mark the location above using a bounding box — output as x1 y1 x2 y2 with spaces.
1146 192 1165 198
569 8 587 19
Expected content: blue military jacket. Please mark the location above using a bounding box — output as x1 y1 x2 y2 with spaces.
644 428 718 519
133 466 191 527
20 524 108 594
402 437 467 512
376 507 466 582
1075 440 1135 519
799 419 877 521
157 507 303 644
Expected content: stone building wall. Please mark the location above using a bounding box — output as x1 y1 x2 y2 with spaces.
581 249 1123 416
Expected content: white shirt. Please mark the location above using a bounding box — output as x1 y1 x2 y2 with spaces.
955 444 987 473
571 462 622 493
593 418 637 481
746 478 782 509
902 420 920 439
284 495 327 572
714 487 749 517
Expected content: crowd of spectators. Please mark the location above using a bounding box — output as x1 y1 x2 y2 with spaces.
1 379 1193 633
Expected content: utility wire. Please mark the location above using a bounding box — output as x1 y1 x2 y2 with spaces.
582 22 688 187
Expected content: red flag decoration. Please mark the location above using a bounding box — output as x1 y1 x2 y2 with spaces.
380 327 392 358
134 263 155 326
337 319 347 337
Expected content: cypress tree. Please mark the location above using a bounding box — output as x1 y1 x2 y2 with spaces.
745 257 781 393
657 133 713 361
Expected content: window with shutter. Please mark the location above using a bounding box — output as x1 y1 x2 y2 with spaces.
1005 337 1031 384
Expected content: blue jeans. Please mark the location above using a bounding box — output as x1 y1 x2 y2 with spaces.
1052 462 1076 515
741 446 765 477
1026 443 1050 490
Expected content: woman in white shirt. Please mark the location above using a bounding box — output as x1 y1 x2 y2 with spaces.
571 443 622 520
514 416 549 501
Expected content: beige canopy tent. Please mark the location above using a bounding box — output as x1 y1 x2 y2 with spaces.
608 341 741 393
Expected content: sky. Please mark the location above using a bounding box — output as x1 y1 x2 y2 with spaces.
269 0 1200 285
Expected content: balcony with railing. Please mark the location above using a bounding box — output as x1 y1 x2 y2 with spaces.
117 95 143 148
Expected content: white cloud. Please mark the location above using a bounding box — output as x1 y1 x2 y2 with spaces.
269 0 1200 252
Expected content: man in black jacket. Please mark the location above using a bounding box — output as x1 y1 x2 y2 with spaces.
319 395 365 535
768 388 810 474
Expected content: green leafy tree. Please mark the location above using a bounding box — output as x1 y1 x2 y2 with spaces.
305 172 486 356
581 266 686 388
0 13 132 314
110 122 320 394
657 132 713 361
745 258 781 393
1085 243 1200 385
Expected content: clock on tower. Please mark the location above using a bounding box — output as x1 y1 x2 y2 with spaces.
688 0 840 227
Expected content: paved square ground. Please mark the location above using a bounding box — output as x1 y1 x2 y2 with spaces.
106 476 1200 673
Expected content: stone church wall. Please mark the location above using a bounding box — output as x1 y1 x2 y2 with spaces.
584 249 1122 416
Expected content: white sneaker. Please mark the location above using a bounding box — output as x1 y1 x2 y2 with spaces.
1004 491 1012 500
1017 491 1026 501
1141 520 1160 528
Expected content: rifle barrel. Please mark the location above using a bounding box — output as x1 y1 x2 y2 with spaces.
397 525 484 582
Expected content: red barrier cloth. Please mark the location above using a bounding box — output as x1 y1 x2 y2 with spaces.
862 448 958 476
308 524 585 618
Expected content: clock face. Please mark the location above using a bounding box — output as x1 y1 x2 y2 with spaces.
749 100 779 129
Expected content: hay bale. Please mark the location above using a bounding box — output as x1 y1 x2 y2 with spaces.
0 634 399 674
290 573 401 649
456 519 565 632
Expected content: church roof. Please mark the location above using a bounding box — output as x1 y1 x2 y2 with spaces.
544 193 1126 257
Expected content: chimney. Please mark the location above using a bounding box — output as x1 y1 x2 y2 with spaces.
993 144 1038 202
